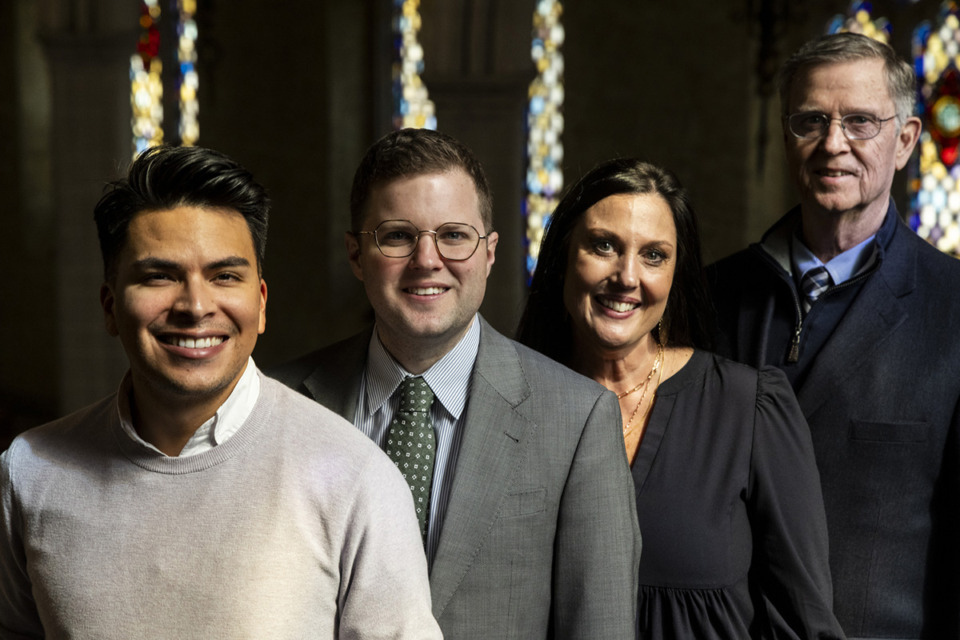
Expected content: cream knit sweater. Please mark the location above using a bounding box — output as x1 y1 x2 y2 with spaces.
0 374 440 639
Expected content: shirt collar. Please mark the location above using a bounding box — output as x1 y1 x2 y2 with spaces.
116 356 260 457
364 315 481 419
791 228 877 287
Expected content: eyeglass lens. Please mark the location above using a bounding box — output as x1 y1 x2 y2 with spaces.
788 112 884 140
374 220 481 260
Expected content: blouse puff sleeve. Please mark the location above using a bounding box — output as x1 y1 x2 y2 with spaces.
747 366 845 639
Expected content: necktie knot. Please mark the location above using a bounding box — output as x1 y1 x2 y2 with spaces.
398 376 435 414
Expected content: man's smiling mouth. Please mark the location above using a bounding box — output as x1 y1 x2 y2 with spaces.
406 287 447 295
159 336 225 349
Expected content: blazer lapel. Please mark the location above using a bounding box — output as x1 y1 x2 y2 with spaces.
796 236 916 419
302 329 370 421
429 318 533 616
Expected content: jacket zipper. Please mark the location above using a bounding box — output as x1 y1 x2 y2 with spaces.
787 265 878 362
750 244 880 364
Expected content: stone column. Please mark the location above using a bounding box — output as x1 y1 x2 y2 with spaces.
40 0 137 413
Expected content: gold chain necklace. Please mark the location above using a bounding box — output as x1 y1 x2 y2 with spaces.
616 377 650 399
621 343 664 436
615 342 664 399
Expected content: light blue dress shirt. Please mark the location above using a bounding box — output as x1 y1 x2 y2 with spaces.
791 229 878 291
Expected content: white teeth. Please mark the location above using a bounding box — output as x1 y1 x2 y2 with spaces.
174 336 223 349
408 287 445 295
599 298 637 312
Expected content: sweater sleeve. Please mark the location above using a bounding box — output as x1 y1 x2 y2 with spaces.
747 367 845 639
336 452 442 640
0 442 45 639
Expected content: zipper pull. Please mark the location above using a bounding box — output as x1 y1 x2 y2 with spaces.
788 324 801 363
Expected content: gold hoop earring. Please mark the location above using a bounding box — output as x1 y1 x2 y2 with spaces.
657 318 666 348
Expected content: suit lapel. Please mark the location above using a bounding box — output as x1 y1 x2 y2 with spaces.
302 330 370 421
796 232 916 419
429 318 532 616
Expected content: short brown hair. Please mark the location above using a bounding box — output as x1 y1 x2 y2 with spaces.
349 129 493 232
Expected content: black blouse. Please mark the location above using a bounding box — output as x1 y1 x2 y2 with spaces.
633 350 844 639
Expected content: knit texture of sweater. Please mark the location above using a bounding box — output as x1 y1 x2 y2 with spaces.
0 374 441 640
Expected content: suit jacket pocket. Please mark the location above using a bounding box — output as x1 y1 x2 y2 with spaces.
849 420 929 443
499 488 546 519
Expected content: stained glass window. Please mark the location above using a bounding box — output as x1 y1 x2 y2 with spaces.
393 0 436 130
177 0 199 146
524 0 565 280
130 0 199 157
910 1 960 256
131 0 163 155
826 1 891 42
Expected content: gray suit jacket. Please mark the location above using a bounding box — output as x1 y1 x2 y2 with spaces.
269 317 641 639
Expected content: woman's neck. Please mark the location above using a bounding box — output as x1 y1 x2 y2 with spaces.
571 334 661 396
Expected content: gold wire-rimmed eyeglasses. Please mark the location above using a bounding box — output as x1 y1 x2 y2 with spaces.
352 219 491 261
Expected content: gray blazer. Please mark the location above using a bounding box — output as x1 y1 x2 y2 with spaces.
269 317 641 639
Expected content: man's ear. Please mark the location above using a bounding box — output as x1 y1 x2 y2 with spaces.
257 278 267 335
100 282 119 337
484 231 498 277
895 116 922 170
345 232 364 281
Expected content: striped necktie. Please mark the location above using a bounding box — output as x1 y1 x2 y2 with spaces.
801 265 832 314
385 376 436 543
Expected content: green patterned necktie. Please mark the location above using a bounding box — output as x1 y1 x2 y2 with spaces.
385 376 436 542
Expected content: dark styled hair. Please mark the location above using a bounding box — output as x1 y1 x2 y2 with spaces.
778 32 916 126
349 128 493 232
517 158 712 364
94 145 270 280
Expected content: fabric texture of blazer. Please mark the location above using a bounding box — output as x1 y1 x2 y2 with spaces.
268 316 642 639
707 201 960 640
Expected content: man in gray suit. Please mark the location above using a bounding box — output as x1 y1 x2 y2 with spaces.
270 128 641 638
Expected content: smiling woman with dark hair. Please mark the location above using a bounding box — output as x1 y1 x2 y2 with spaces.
518 158 844 639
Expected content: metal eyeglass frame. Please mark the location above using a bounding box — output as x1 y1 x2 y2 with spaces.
785 112 897 141
352 219 492 261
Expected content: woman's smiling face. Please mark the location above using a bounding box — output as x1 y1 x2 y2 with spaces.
563 192 676 358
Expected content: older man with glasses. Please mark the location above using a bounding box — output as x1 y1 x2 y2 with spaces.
270 128 640 640
709 33 960 639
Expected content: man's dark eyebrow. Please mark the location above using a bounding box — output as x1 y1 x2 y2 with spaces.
132 257 179 271
131 256 252 271
207 256 252 270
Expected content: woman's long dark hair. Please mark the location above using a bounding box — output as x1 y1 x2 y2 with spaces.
516 158 712 364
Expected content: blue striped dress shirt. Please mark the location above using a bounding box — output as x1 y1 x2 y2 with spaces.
353 316 480 569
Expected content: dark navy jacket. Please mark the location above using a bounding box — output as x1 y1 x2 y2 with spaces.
708 200 960 639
